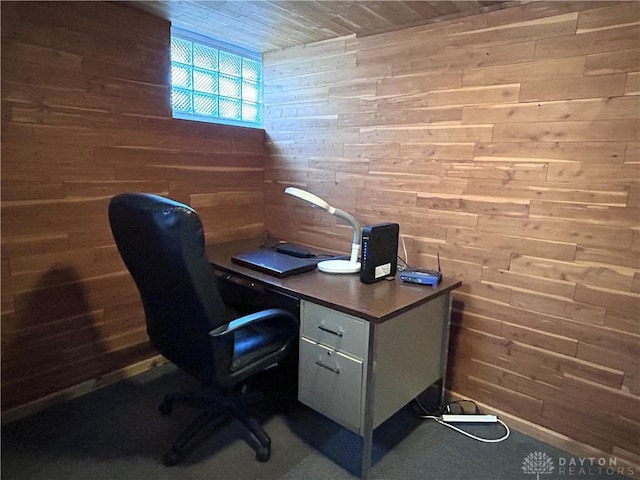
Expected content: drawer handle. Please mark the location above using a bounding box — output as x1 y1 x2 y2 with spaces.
318 324 344 337
315 360 340 374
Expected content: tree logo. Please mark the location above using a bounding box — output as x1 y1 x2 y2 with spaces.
522 451 555 480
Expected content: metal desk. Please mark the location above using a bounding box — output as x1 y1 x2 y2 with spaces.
208 238 461 479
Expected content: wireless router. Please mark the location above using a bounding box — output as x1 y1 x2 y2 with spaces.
400 253 442 286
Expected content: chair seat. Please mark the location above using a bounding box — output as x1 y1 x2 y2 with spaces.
232 323 290 372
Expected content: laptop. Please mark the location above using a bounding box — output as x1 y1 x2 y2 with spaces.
231 249 319 278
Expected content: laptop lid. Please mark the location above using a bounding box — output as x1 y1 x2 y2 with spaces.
231 249 318 278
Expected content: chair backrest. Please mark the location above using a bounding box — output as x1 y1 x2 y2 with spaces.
108 192 232 384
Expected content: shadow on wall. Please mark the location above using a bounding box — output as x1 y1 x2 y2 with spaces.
1 265 107 412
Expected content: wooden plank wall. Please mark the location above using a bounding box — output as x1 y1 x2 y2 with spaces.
1 1 267 416
263 1 640 464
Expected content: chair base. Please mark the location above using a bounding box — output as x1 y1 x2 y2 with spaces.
158 385 282 466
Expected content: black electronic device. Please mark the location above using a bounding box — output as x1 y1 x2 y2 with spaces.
275 243 312 258
360 222 399 284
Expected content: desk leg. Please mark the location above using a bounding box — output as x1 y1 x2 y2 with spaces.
439 293 454 409
361 427 373 480
361 321 377 480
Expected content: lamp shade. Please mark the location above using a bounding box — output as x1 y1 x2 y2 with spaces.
284 187 333 212
284 187 361 274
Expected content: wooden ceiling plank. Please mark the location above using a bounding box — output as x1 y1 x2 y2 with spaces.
125 0 514 52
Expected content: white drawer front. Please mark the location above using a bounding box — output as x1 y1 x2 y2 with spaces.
298 337 363 433
301 301 368 358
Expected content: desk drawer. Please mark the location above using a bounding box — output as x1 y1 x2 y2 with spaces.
301 301 368 359
298 337 362 433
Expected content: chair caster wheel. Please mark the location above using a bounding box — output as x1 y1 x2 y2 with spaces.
255 446 270 462
164 449 184 466
159 399 172 415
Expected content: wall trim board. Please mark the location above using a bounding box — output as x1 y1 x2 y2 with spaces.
1 355 167 426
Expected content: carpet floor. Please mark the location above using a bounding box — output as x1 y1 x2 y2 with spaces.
1 363 629 480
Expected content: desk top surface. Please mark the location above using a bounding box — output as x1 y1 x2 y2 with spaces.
207 238 461 323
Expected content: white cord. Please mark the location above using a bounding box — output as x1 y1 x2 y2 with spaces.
413 388 511 443
399 234 409 271
434 417 511 443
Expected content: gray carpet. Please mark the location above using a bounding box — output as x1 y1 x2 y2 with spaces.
1 363 628 480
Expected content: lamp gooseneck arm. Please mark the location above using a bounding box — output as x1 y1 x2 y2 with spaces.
334 208 362 264
284 186 362 266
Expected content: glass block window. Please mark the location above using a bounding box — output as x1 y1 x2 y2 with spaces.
170 29 262 127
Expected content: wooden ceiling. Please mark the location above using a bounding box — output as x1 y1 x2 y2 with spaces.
127 1 514 53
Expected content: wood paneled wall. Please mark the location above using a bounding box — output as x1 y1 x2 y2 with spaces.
263 1 639 464
1 1 267 416
2 0 638 467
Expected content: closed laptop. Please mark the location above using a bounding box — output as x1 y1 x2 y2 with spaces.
231 249 318 278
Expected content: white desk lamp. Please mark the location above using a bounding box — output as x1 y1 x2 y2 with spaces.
284 187 361 274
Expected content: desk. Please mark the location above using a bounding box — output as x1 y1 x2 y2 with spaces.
208 238 461 479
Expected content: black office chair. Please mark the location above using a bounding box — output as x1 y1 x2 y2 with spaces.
108 192 299 466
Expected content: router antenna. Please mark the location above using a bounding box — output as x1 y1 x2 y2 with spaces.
437 252 441 272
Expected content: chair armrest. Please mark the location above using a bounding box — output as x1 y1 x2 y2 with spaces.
208 308 298 338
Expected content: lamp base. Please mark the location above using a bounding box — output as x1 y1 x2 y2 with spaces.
317 259 361 274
